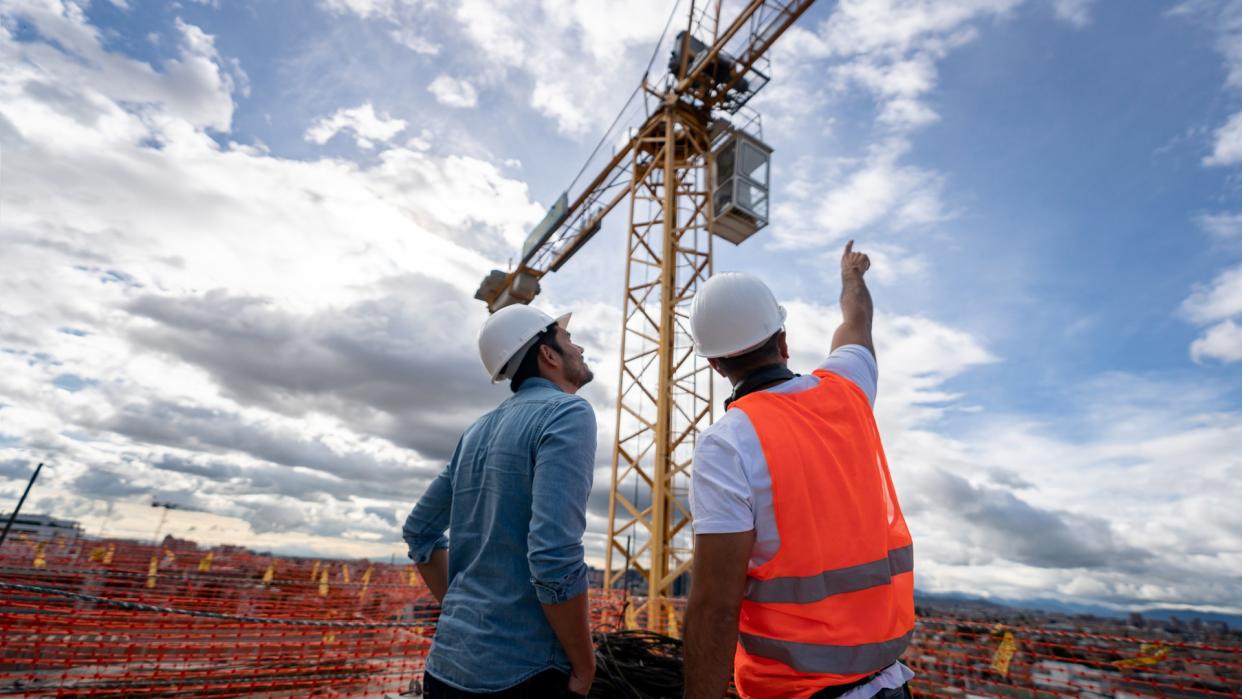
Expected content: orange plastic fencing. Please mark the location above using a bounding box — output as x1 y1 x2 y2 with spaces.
1 535 1238 697
907 615 1241 698
0 536 628 697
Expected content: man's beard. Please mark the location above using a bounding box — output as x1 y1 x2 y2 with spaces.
570 361 594 389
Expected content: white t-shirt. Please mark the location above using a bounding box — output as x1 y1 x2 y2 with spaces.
689 344 911 697
689 344 878 567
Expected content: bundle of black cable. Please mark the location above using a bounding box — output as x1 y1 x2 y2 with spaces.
589 630 739 699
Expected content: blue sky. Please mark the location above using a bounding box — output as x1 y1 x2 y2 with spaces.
1 0 1239 613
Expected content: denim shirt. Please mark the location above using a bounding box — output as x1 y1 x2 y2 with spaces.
402 378 597 692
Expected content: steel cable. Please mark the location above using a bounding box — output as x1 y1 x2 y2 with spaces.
589 629 739 699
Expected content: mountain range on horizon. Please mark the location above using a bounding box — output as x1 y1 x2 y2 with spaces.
915 589 1242 629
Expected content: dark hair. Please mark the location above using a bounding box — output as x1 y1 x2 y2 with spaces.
713 331 783 376
509 323 564 392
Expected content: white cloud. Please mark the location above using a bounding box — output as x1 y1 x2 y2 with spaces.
0 6 236 136
834 53 943 129
448 0 671 135
783 301 997 432
772 140 948 248
0 1 546 557
1168 3 1242 362
427 75 478 108
1170 0 1242 89
1172 2 1242 164
320 0 441 54
305 102 407 149
319 0 399 20
1197 211 1242 239
1052 0 1095 28
1191 319 1242 363
814 0 1021 57
1183 265 1242 324
390 25 440 55
757 0 1021 256
1204 111 1242 166
808 242 928 287
899 375 1242 608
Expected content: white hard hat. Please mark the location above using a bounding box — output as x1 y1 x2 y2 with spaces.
689 272 786 358
478 305 572 382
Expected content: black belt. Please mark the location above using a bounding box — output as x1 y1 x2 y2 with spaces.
809 669 885 699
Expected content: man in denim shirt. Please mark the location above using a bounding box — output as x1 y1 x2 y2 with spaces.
403 305 597 698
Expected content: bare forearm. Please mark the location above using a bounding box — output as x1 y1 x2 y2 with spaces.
541 591 596 676
831 242 875 353
683 597 741 699
840 270 873 330
416 549 448 604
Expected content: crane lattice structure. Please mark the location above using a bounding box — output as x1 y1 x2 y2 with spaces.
475 0 817 632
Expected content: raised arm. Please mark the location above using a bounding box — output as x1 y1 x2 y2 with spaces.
830 240 874 356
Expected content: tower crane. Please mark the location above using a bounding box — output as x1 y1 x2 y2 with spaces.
474 0 818 632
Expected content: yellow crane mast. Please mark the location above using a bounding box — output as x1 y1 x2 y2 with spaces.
475 0 818 632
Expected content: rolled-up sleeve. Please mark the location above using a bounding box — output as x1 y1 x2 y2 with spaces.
527 397 596 604
402 441 459 564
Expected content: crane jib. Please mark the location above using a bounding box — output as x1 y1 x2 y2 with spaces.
519 192 569 266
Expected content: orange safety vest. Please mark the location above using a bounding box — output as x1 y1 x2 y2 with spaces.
728 370 915 699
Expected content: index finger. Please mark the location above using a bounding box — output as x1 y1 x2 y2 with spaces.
844 239 854 256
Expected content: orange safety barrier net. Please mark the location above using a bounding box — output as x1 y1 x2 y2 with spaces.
907 614 1241 698
0 537 626 697
1 535 1238 697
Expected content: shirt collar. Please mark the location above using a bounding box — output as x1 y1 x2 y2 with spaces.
517 377 565 394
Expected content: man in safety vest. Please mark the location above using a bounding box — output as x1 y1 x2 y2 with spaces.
683 241 915 699
403 305 597 698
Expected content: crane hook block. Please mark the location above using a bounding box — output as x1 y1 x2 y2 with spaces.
475 269 542 313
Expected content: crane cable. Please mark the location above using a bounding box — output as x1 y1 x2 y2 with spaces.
566 0 686 195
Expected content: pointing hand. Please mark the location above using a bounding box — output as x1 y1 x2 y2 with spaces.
841 240 871 278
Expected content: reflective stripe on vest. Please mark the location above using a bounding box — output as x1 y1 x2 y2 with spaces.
745 544 914 604
738 630 913 676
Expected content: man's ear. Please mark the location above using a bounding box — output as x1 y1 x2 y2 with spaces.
777 331 790 361
539 343 561 369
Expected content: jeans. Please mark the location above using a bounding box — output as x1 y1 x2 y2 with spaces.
424 669 586 698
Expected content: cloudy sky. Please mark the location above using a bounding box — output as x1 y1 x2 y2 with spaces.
2 0 1240 614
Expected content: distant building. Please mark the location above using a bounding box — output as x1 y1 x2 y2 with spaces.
1 513 82 541
160 535 200 553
